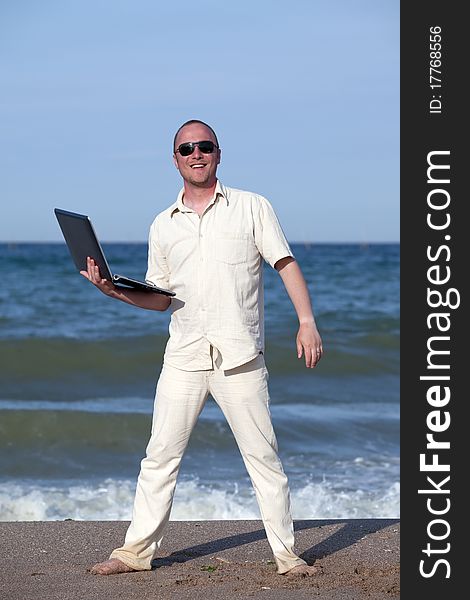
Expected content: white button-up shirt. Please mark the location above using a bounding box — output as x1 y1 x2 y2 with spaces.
145 180 294 371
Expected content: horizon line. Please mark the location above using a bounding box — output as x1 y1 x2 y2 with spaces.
0 239 400 245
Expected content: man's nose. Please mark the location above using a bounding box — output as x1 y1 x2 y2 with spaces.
192 145 203 158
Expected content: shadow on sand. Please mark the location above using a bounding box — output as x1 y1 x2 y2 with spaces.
151 518 399 568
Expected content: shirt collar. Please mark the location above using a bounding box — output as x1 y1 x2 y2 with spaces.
170 180 228 217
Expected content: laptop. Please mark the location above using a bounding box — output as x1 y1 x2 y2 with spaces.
54 208 175 296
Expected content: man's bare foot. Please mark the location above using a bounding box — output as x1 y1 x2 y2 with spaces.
89 558 136 575
283 564 321 577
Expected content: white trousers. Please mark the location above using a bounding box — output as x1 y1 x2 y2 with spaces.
110 353 306 574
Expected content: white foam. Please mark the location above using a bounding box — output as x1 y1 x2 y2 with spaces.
0 478 399 522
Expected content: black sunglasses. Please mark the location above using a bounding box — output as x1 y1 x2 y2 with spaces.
175 140 218 157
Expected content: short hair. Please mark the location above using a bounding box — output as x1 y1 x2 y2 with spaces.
173 119 219 152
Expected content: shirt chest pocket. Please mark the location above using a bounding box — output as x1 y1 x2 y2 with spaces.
215 232 252 265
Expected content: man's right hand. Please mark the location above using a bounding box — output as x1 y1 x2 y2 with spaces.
80 256 171 312
80 256 116 296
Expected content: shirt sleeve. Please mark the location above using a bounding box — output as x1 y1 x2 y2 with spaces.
253 195 295 268
145 217 170 289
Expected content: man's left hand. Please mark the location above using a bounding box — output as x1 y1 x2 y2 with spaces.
296 322 323 368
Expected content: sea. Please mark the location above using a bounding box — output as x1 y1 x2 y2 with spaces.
0 242 399 522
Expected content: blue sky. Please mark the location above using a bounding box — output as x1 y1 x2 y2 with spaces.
0 1 399 243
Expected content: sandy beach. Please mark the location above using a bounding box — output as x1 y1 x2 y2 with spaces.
0 519 399 599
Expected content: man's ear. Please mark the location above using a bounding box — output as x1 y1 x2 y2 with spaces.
173 154 179 170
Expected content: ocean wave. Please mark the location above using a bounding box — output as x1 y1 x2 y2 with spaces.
0 405 399 482
0 477 400 522
0 332 399 403
0 336 165 401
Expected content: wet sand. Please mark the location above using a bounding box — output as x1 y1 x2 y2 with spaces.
0 519 399 599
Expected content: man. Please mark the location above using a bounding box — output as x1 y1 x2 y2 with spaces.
82 120 323 577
